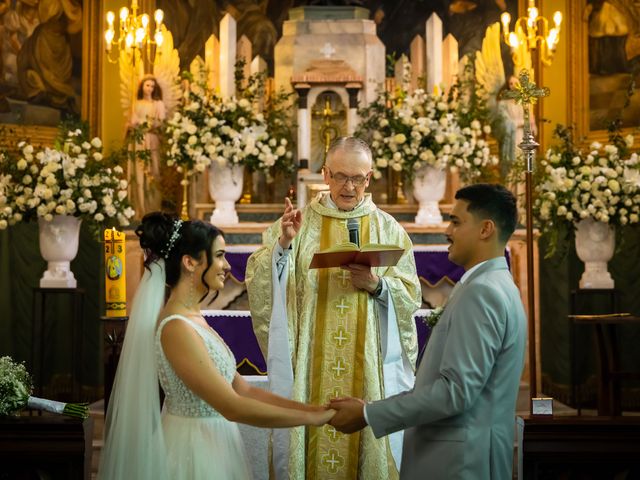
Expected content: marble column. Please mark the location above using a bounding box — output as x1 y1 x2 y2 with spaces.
219 13 236 98
346 84 360 135
425 13 443 93
295 84 311 207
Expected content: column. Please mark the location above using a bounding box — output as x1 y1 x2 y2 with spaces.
219 13 236 98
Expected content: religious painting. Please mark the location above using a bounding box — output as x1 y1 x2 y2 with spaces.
157 0 519 76
0 0 99 131
570 0 640 139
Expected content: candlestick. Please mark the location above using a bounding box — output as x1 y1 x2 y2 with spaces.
104 227 127 317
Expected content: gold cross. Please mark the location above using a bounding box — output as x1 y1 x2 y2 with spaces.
330 357 347 378
336 270 350 288
333 327 350 348
334 296 351 316
321 449 345 474
499 70 549 106
325 425 342 442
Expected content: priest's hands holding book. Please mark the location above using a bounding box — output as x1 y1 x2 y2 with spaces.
327 396 368 433
279 197 302 249
341 264 380 294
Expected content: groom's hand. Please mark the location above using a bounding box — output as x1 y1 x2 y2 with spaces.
328 397 367 433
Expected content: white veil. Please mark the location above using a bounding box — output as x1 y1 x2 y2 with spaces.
97 260 169 480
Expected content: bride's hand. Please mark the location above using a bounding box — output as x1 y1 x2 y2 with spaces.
309 408 336 426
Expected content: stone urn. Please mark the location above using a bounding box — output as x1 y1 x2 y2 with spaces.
38 215 82 288
574 218 615 289
413 165 447 225
208 161 244 225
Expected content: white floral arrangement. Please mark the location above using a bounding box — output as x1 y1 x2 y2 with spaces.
355 65 497 183
535 124 640 255
165 74 293 182
0 128 134 231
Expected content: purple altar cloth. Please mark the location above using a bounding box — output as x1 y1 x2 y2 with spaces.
204 312 267 375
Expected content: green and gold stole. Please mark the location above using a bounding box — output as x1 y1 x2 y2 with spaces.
306 214 371 480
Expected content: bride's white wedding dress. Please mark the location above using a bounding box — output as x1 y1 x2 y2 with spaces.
156 314 252 479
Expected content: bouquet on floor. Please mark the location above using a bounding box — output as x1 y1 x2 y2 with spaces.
0 356 88 419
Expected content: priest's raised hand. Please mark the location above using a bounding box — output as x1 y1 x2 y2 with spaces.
278 196 302 249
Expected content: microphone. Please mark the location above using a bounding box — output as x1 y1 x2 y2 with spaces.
347 218 360 247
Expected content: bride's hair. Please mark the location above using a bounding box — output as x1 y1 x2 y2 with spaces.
136 212 224 302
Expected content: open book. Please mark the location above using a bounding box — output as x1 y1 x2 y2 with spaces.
309 242 405 269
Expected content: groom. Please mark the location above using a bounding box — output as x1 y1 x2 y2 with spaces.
329 183 526 479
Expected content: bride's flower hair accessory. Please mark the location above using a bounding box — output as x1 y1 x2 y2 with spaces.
161 219 183 258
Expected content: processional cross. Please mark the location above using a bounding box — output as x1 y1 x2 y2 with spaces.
499 70 549 172
498 69 549 399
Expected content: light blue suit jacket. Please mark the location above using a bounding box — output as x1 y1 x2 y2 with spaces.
367 257 526 479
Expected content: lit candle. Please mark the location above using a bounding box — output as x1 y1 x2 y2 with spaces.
104 227 127 317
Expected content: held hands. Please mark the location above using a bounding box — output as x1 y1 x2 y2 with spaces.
328 397 368 434
279 197 302 249
309 407 337 427
341 264 379 294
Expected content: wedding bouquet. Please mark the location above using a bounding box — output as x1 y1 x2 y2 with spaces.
0 356 88 419
0 127 134 231
535 124 640 255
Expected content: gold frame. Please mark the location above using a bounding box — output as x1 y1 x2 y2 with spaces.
0 2 101 148
568 0 635 143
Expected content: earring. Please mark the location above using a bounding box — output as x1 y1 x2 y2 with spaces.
188 270 197 309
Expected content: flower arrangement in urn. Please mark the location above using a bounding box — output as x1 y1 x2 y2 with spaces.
165 69 294 180
355 61 497 184
0 126 134 231
535 123 640 256
535 122 640 288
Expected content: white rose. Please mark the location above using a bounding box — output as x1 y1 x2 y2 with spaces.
377 157 388 168
94 213 105 222
625 134 634 148
394 133 407 144
17 159 27 170
91 137 102 149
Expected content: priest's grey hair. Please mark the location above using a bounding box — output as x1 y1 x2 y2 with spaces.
326 136 372 166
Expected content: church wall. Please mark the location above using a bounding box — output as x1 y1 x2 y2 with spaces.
100 0 129 156
539 0 569 149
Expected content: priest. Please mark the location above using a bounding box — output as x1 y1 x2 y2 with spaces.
246 137 421 480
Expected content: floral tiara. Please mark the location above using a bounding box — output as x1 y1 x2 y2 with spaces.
161 219 183 258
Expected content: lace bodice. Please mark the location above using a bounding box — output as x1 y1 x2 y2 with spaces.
155 315 237 417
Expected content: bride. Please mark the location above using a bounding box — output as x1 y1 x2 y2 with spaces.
98 212 335 479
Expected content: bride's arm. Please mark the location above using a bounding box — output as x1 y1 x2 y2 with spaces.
231 373 324 411
160 319 333 428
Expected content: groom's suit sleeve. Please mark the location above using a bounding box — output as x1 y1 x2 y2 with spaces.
366 282 507 438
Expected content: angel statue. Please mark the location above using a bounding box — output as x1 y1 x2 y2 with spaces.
475 22 536 182
120 25 181 218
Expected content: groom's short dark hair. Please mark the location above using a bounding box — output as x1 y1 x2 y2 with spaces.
455 184 518 243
